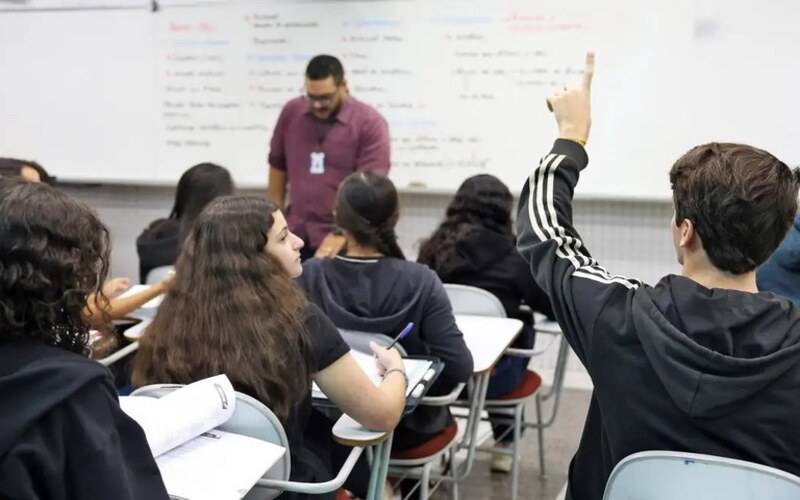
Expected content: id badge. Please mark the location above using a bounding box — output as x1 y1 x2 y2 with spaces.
310 151 325 175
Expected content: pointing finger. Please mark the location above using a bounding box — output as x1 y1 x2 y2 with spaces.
583 52 595 91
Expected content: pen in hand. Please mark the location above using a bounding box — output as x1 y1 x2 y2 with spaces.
386 322 414 350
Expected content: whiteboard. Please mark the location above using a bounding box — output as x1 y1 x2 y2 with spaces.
1 0 798 198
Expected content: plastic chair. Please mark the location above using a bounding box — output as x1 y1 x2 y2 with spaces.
131 384 363 500
145 265 174 285
444 284 552 500
441 284 506 317
603 451 800 500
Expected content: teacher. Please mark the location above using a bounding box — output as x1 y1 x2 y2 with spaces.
267 54 391 259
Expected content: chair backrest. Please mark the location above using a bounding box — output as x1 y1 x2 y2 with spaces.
145 265 175 285
338 328 408 356
603 451 800 500
130 384 290 500
443 284 506 318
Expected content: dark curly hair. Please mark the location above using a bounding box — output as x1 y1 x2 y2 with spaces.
0 178 110 353
670 143 800 274
418 174 514 279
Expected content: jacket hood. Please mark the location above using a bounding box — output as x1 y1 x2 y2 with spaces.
438 228 515 282
633 274 800 418
0 340 109 456
300 256 435 336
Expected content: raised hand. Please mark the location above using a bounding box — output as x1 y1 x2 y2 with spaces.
546 52 595 145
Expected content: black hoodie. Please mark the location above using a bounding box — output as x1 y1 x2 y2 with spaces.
422 227 554 322
516 140 800 500
299 256 474 442
136 218 180 284
0 339 169 500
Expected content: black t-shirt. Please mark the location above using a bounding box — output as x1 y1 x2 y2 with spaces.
279 303 349 500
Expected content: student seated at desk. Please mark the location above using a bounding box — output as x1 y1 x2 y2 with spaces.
136 162 233 283
0 178 168 500
517 53 800 500
131 195 406 500
300 172 474 454
418 173 554 472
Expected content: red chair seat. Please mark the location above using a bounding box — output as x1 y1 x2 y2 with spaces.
496 370 542 400
390 422 458 460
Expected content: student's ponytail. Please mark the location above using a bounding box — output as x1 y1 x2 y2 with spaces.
335 172 405 259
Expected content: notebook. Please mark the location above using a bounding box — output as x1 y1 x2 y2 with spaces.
120 375 285 500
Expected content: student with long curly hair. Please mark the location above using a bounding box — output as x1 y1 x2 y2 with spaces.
418 174 554 472
0 178 168 499
132 195 406 500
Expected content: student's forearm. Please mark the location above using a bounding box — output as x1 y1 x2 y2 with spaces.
85 282 168 327
373 373 406 430
105 283 168 319
267 167 287 209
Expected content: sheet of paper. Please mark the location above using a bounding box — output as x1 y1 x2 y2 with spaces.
120 374 235 457
157 429 285 500
312 350 433 399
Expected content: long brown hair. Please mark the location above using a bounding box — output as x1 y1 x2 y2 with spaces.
132 195 312 421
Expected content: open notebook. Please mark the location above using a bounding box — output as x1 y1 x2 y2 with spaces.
120 375 285 500
312 349 436 399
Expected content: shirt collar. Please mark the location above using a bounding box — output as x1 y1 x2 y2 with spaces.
335 96 354 124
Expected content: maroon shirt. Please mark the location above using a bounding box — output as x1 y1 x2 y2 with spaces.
268 96 390 248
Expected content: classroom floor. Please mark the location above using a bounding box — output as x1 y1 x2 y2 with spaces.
431 388 592 500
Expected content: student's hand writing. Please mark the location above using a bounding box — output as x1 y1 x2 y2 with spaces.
546 52 594 145
369 340 404 375
315 233 347 258
102 277 130 298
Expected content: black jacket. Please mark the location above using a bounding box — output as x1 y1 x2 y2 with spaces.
516 139 800 500
0 339 168 499
420 226 554 338
299 256 474 440
136 218 180 284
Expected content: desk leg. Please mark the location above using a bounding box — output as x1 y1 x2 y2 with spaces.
453 373 490 481
366 432 394 500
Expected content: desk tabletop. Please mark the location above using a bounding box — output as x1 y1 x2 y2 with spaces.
332 414 390 447
455 315 523 374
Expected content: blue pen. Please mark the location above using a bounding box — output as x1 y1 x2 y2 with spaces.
386 322 414 350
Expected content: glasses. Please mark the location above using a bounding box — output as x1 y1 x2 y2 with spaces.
303 87 341 107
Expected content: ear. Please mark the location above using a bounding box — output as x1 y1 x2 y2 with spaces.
341 79 350 94
677 218 696 249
